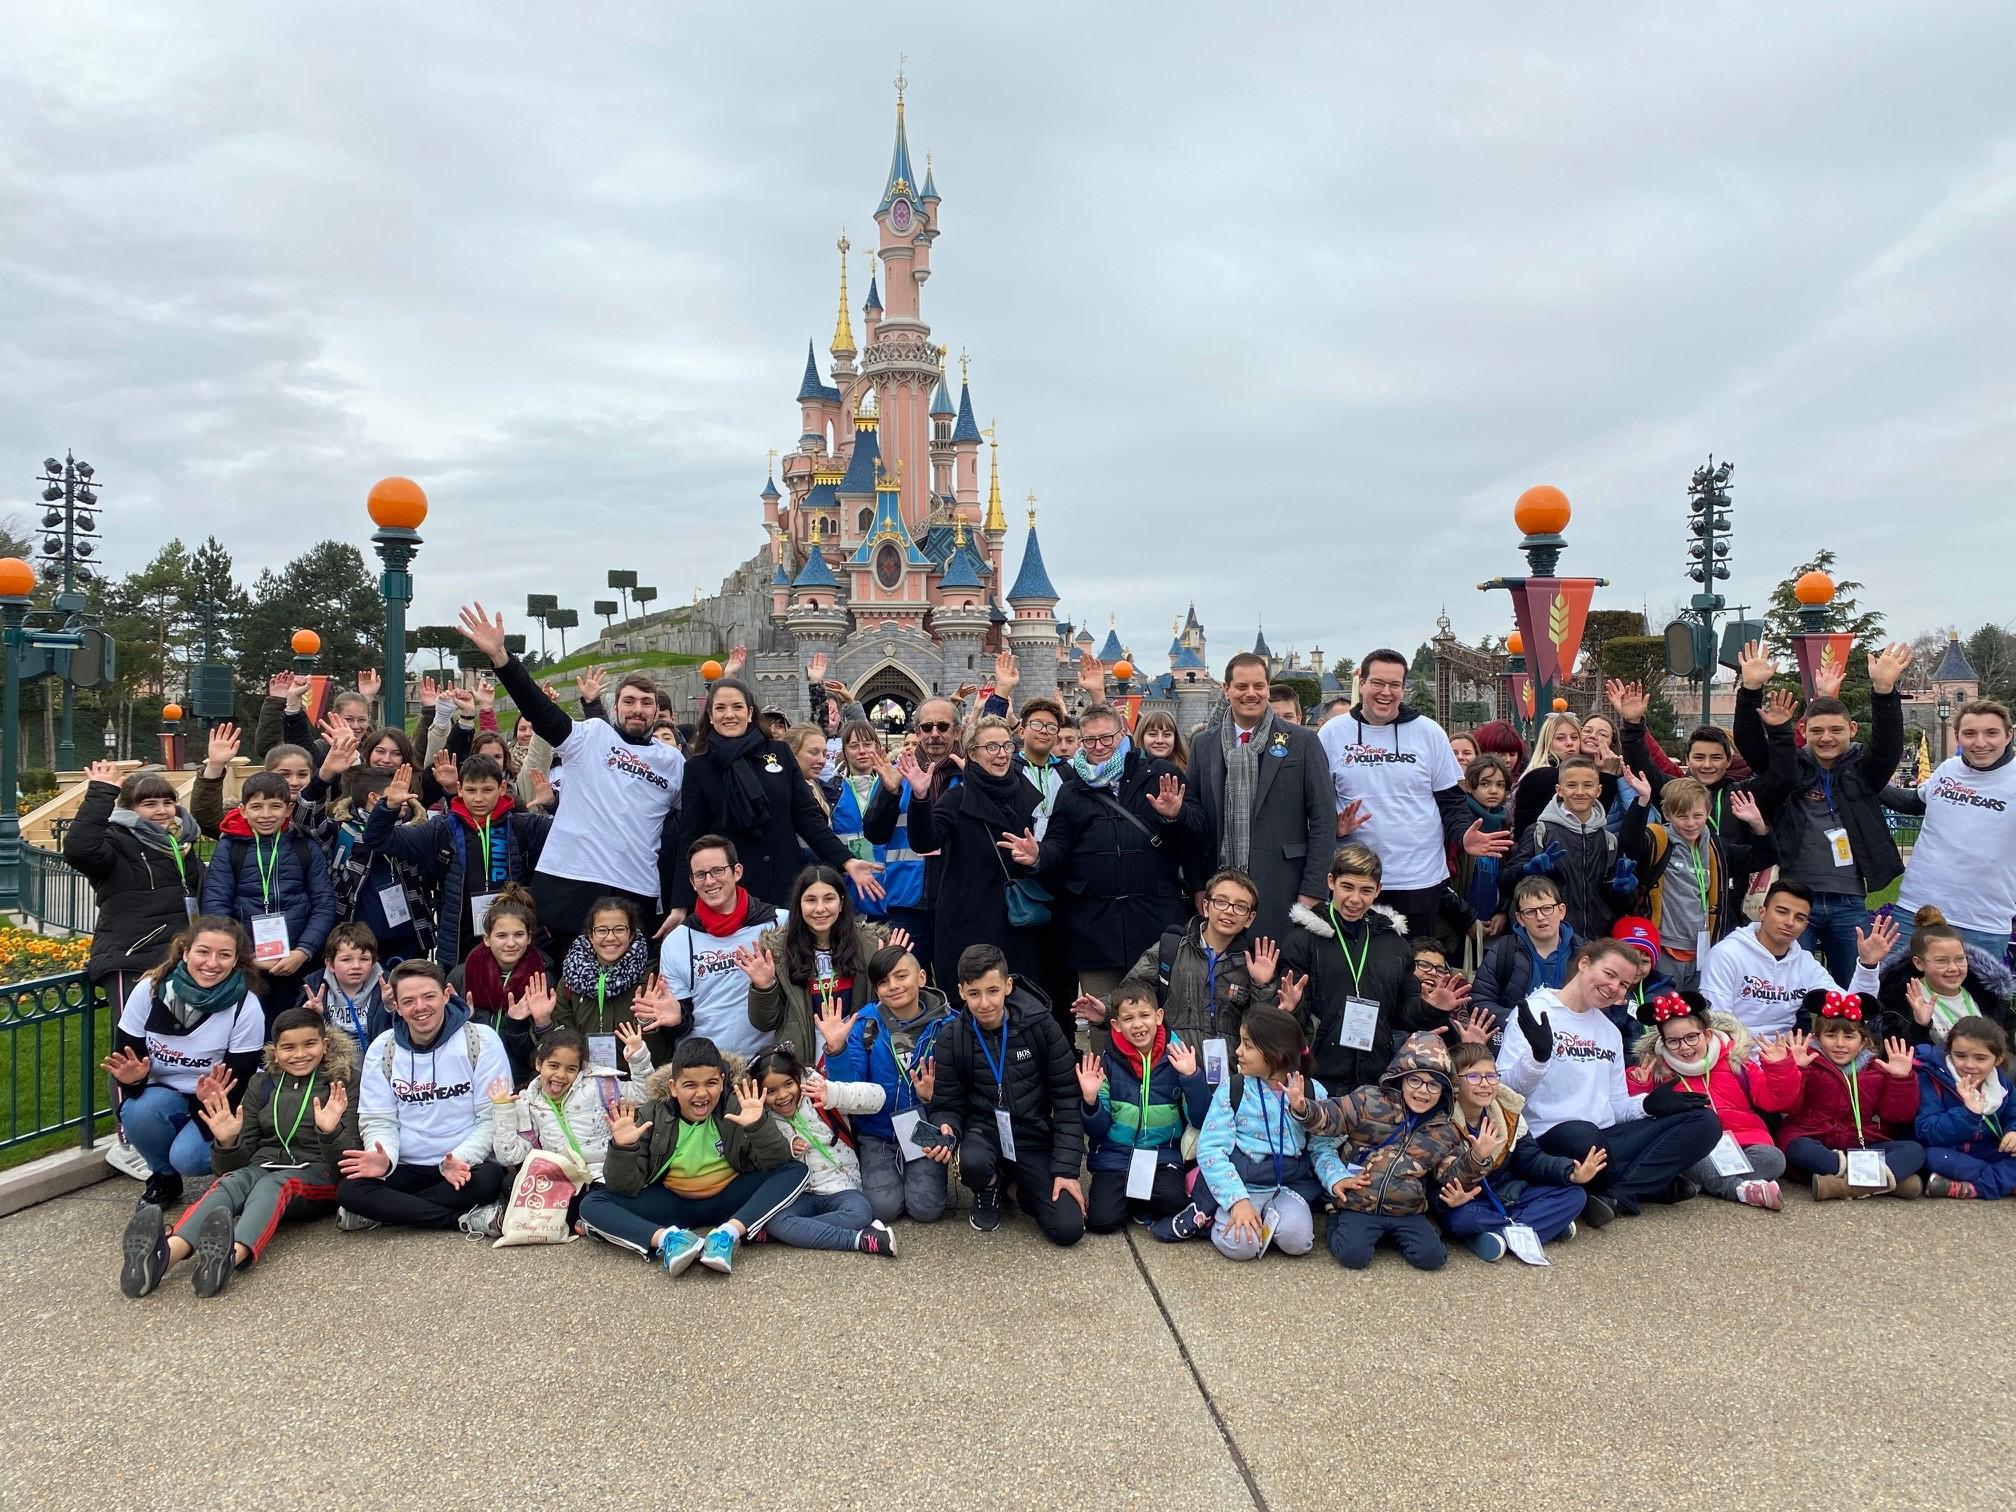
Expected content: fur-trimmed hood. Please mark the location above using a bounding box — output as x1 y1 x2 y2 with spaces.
1877 944 2014 1027
1631 1010 1755 1081
261 1027 359 1085
641 1047 752 1104
1288 901 1409 940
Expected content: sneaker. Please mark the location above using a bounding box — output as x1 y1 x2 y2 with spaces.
1149 1202 1209 1243
1667 1176 1702 1203
1926 1174 1979 1199
1465 1231 1507 1263
456 1201 505 1240
335 1207 382 1232
105 1140 151 1181
856 1220 899 1259
190 1207 237 1298
1738 1180 1783 1211
1563 1221 1578 1240
1580 1193 1617 1229
1891 1174 1924 1200
699 1228 738 1274
137 1172 184 1211
969 1182 1003 1233
656 1227 704 1276
119 1203 168 1299
1812 1173 1849 1201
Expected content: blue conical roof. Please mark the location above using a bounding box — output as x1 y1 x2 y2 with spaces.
1173 647 1207 672
864 274 881 313
930 375 956 417
940 546 985 591
760 475 780 500
878 103 919 214
1253 625 1272 657
921 160 940 200
793 550 839 591
772 559 791 587
952 380 982 444
1007 524 1058 603
797 340 839 402
1098 627 1125 662
1932 635 1977 683
839 423 881 494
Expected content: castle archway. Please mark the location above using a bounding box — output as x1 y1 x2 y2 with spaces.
853 661 930 733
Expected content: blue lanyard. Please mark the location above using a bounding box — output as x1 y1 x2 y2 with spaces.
1204 947 1219 1033
1819 770 1836 816
975 1018 1011 1094
1256 1083 1288 1187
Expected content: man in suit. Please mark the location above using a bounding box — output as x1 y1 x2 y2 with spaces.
1191 652 1336 945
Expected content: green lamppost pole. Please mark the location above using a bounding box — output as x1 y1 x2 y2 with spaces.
368 477 429 730
0 559 37 912
33 451 105 771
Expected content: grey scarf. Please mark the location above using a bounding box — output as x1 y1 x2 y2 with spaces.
1217 711 1274 869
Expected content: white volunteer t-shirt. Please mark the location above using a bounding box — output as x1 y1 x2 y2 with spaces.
660 907 783 1062
534 717 684 899
118 980 265 1093
1318 712 1463 889
1895 756 2016 936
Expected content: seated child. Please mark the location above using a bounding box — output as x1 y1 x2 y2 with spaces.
488 1025 654 1188
120 1006 358 1299
580 1036 808 1276
1180 1008 1347 1260
1915 1015 2016 1199
449 885 556 1085
1472 875 1577 1040
1880 905 2015 1047
1291 1033 1484 1272
1442 1042 1592 1260
823 945 953 1224
750 1045 896 1257
303 922 389 1057
1076 982 1211 1234
1777 990 1925 1199
538 896 677 1068
1626 990 1797 1211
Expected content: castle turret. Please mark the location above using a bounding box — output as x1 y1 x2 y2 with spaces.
1005 495 1060 702
951 353 982 514
862 253 882 347
829 233 857 382
929 351 957 504
797 340 840 454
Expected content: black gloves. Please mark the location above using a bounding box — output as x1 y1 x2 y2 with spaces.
1515 1001 1553 1062
1642 1085 1711 1118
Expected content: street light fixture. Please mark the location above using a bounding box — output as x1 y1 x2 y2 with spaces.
33 450 108 768
1937 693 1954 764
368 477 429 729
0 557 38 911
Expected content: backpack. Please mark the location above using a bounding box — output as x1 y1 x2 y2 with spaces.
382 1024 484 1079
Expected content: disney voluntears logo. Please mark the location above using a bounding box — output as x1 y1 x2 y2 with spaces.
1550 1030 1616 1064
1740 977 1803 1004
1931 775 2008 813
392 1076 474 1104
691 946 746 982
604 747 671 791
1334 743 1417 766
147 1040 218 1070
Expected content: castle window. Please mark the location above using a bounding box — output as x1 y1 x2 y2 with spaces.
858 508 873 533
875 543 903 590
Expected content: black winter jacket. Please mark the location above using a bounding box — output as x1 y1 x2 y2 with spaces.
906 775 1045 986
927 983 1083 1176
1733 684 1905 892
359 798 552 965
1505 803 1621 945
1036 752 1201 973
669 738 853 911
1282 903 1441 1091
65 780 205 984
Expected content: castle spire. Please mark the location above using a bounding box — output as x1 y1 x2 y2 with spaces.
830 232 856 355
863 251 881 313
984 423 1006 534
878 57 919 214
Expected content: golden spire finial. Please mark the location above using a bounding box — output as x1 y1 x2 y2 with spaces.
1026 488 1038 529
767 447 779 479
959 347 970 385
954 513 967 547
983 422 1006 534
831 231 856 355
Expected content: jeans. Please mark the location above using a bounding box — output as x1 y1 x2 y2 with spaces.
1925 1146 2016 1199
1445 1182 1586 1243
1326 1210 1446 1270
1537 1109 1723 1208
578 1164 809 1256
1210 1186 1314 1262
1086 1161 1190 1234
1785 1137 1925 1184
335 1160 508 1229
764 1188 874 1250
957 1129 1086 1248
1799 894 1869 988
175 1164 337 1260
1686 1141 1787 1201
118 1085 213 1178
857 1134 949 1224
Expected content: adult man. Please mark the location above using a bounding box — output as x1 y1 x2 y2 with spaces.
1190 651 1335 943
1318 648 1514 939
1732 640 1911 985
1890 699 2016 960
1699 878 1887 1036
458 602 683 954
657 835 785 1061
335 960 512 1233
862 695 961 976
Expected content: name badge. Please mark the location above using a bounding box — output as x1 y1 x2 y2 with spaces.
1845 1148 1888 1188
378 884 412 928
1126 1146 1159 1201
1707 1134 1752 1178
1504 1223 1550 1266
470 892 502 934
1825 826 1853 867
1202 1037 1228 1086
892 1109 925 1160
588 1034 619 1069
260 1161 312 1171
1696 930 1713 964
184 896 200 922
1339 997 1380 1052
993 1107 1017 1162
251 912 291 964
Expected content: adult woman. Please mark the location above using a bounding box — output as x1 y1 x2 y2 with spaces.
905 714 1044 985
667 677 880 919
1135 710 1189 773
1496 938 1723 1223
830 720 919 921
787 723 837 819
103 918 267 1209
1448 730 1479 769
1513 712 1616 836
742 865 895 1062
1472 719 1530 775
67 761 207 1005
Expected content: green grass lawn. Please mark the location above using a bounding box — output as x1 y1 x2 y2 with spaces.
0 992 114 1171
534 643 710 679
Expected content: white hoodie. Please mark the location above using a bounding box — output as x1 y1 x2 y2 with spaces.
1698 924 1880 1038
1495 987 1644 1136
360 1014 512 1168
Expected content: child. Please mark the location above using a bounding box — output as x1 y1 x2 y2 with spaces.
750 1045 897 1257
1776 990 1925 1199
1443 1042 1592 1260
315 765 435 968
1291 1033 1484 1271
1626 990 1798 1210
1914 1015 2016 1199
743 864 890 1065
103 918 268 1211
1878 904 2015 1047
822 945 952 1224
921 943 1085 1246
192 739 315 837
302 922 389 1057
1472 876 1577 1036
1608 917 1680 1040
1617 772 1776 990
197 770 337 1021
449 885 556 1085
1181 1008 1347 1259
1451 753 1512 941
580 1036 809 1276
540 897 675 1068
66 761 206 1005
1505 755 1631 945
1075 982 1212 1234
487 1026 653 1187
120 1006 360 1299
1699 880 1887 1038
1412 939 1452 984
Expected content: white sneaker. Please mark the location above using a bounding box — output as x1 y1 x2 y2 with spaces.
105 1141 151 1181
335 1207 382 1233
457 1201 504 1239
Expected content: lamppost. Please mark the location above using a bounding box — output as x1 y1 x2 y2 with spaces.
1787 570 1850 697
33 451 105 770
290 628 320 678
1683 457 1733 727
1502 630 1536 741
1937 693 1953 764
1479 486 1608 722
368 477 428 729
0 557 38 912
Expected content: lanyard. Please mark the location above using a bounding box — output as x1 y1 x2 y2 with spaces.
276 1072 315 1161
335 988 367 1045
1256 1082 1288 1187
167 834 189 889
1327 905 1370 995
543 1092 586 1166
1675 1070 1722 1120
1819 770 1837 818
789 1106 839 1167
1689 840 1712 926
595 971 609 1032
1839 1061 1867 1147
253 834 280 909
1204 947 1219 1033
887 1033 926 1111
976 1018 1011 1094
647 1118 708 1185
1710 788 1724 836
477 819 494 881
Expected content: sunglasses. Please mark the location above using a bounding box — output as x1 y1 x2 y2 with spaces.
916 721 953 734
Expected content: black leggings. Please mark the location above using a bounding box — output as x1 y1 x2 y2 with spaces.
1538 1110 1722 1207
1086 1162 1190 1234
336 1160 507 1229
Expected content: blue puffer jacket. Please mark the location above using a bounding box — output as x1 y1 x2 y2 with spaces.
1083 1035 1212 1172
823 988 953 1142
1914 1044 2016 1157
198 811 337 959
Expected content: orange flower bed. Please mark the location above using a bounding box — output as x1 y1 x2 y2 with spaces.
0 928 93 986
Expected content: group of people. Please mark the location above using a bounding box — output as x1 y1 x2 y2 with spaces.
70 601 2014 1299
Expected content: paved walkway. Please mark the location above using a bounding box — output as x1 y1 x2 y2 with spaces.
4 1179 2011 1511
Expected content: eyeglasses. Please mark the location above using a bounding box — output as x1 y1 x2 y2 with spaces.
589 925 632 939
690 865 735 884
974 740 1015 757
1400 1073 1440 1092
1022 720 1059 735
1662 1031 1706 1050
916 721 953 734
1205 896 1255 916
1080 732 1120 751
1459 1071 1501 1086
1363 677 1405 693
1517 903 1563 920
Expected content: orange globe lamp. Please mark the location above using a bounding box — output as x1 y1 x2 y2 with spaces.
0 558 34 598
161 703 183 723
1551 696 1569 713
291 629 321 656
1793 570 1834 606
701 659 724 682
1506 630 1524 656
1513 485 1572 537
367 476 429 531
1112 659 1134 682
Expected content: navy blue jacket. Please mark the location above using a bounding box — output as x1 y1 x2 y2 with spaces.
198 812 337 959
358 796 551 965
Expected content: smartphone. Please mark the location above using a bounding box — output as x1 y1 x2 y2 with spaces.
913 1124 956 1151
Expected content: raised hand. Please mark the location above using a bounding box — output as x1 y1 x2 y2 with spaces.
896 751 931 792
1568 1146 1608 1184
383 762 416 811
448 685 477 719
1077 655 1105 697
456 603 509 667
1439 1178 1481 1208
954 681 979 703
576 665 608 706
1167 1037 1198 1077
509 977 556 1027
631 975 681 1032
844 858 886 901
1905 979 1935 1028
1756 1032 1790 1063
267 672 292 699
528 768 555 810
440 1153 472 1190
318 716 358 780
732 944 777 991
193 1064 238 1107
1069 992 1108 1026
1515 1000 1554 1062
1284 1071 1308 1117
910 1062 937 1104
801 1069 831 1111
204 722 242 776
196 1082 243 1145
816 997 857 1056
724 645 748 679
1856 914 1898 967
1728 789 1766 832
1455 1009 1498 1046
416 673 440 708
997 828 1040 867
1620 765 1653 807
1422 974 1471 1015
1759 688 1800 729
486 1077 515 1104
724 1076 767 1127
312 1079 349 1134
885 926 913 954
431 747 461 797
1866 642 1913 696
608 1100 652 1148
1957 1065 1992 1115
355 667 382 701
1813 656 1845 702
100 1046 152 1086
1244 936 1280 986
1468 1117 1506 1166
1075 1052 1104 1104
1737 640 1775 691
613 1022 646 1061
1461 820 1514 859
338 1144 392 1180
1880 1035 1915 1081
1605 678 1649 722
993 647 1019 692
85 759 122 789
1335 798 1370 839
1275 970 1308 1016
1784 1029 1816 1069
474 676 496 711
1148 773 1185 818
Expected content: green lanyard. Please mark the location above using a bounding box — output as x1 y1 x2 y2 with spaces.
1710 789 1724 836
477 820 493 880
595 971 609 1032
1327 904 1370 995
1690 840 1712 929
544 1092 587 1165
167 834 189 889
253 834 280 909
276 1072 315 1162
789 1106 839 1167
1840 1061 1867 1148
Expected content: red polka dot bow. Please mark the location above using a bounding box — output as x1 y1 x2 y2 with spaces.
1818 992 1862 1022
1651 994 1693 1023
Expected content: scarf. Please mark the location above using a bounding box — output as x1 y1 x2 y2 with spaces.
1461 794 1505 918
1070 737 1131 790
561 933 650 998
695 888 753 938
1109 1022 1168 1081
703 729 771 832
959 761 1029 834
161 962 248 1030
460 946 542 1014
110 806 202 850
1657 1028 1727 1080
1217 712 1273 869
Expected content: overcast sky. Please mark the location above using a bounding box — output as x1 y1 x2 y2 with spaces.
3 4 2010 671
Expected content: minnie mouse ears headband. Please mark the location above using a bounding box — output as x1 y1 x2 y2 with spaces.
1800 988 1878 1025
1637 989 1709 1027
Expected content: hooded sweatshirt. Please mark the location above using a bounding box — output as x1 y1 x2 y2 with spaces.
1509 795 1620 944
658 890 785 1062
1319 706 1464 890
358 999 512 1168
1893 751 2016 935
1496 987 1645 1136
1297 1033 1484 1215
1698 923 1881 1038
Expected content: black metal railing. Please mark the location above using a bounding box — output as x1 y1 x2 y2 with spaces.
20 844 96 936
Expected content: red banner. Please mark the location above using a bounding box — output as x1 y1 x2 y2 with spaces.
1504 671 1535 726
300 674 333 729
1508 578 1602 689
1792 633 1855 698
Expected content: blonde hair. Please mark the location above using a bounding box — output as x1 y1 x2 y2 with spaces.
1660 777 1709 815
1522 713 1583 777
962 714 1015 757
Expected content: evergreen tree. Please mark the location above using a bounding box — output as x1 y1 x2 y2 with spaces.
237 542 384 695
1761 549 1886 724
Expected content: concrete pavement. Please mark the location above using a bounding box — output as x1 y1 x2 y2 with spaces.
4 1180 2011 1511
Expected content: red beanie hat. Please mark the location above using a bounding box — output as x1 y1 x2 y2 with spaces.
1611 915 1660 962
